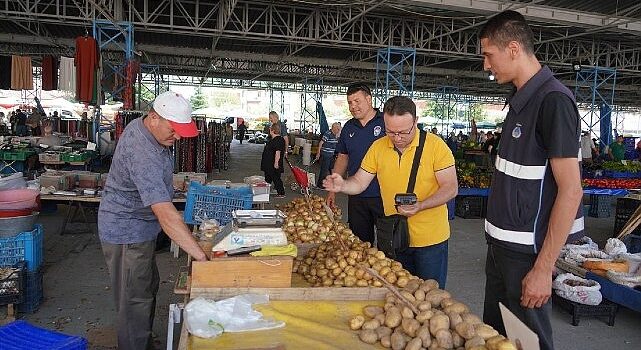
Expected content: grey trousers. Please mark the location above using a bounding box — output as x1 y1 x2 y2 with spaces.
102 239 160 350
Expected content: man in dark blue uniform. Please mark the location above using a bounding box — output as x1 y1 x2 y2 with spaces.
326 83 385 244
480 11 584 350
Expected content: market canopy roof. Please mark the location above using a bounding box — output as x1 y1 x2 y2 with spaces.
1 0 641 107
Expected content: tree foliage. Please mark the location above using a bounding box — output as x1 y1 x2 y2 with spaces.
190 87 208 110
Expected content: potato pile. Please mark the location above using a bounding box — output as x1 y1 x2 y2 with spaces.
280 195 343 243
350 279 517 350
293 239 415 288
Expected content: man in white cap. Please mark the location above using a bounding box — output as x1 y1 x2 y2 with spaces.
98 91 208 350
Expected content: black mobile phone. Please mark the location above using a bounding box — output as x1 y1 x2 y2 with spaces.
395 193 417 205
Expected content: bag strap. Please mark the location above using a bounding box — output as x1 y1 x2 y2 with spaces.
406 130 427 193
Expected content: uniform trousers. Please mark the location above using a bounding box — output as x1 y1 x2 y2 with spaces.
483 243 554 350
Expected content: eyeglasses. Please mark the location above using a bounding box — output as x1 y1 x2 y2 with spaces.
385 124 414 138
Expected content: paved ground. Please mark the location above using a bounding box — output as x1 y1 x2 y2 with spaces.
2 141 640 349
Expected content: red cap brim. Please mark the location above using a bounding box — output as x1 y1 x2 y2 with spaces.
169 120 199 138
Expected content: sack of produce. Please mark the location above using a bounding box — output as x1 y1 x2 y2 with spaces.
553 273 602 305
605 238 627 256
563 236 599 252
563 249 609 265
615 252 641 275
606 270 641 288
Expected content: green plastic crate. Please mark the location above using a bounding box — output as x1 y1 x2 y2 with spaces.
0 149 35 161
62 152 90 163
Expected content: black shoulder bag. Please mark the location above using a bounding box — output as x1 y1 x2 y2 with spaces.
375 130 427 259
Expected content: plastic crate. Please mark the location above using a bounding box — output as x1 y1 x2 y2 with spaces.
61 152 90 163
552 293 618 326
613 198 641 237
455 196 486 219
588 194 612 218
17 268 43 313
183 181 253 225
0 320 87 350
623 234 641 254
603 170 639 179
0 149 35 161
0 160 25 175
0 224 43 272
38 152 63 162
0 261 25 306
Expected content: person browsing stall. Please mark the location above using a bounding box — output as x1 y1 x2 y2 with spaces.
608 135 625 162
324 96 458 287
98 91 208 350
268 111 289 154
480 11 584 350
316 122 341 188
261 123 287 198
327 83 386 244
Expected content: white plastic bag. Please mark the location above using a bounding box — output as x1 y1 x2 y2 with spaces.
553 273 602 305
563 249 609 265
0 172 26 190
563 236 599 252
616 252 641 275
184 294 285 339
605 238 627 256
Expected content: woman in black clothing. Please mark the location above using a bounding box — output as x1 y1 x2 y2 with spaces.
261 123 286 197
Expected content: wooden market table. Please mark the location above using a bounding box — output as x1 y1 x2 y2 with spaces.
40 194 187 235
40 194 269 236
173 272 388 350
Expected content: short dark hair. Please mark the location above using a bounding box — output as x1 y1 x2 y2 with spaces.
383 96 416 119
479 10 535 55
346 83 371 97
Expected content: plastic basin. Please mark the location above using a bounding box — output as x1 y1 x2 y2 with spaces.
0 212 38 238
0 208 34 218
0 189 40 210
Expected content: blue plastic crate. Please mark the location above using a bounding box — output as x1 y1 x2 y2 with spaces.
0 160 25 174
183 181 253 225
17 268 43 313
0 224 43 272
0 320 87 350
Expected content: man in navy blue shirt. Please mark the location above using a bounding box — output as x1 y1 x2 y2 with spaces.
327 83 385 244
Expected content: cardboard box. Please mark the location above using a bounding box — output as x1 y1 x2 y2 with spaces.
191 256 293 288
173 172 207 191
39 171 75 191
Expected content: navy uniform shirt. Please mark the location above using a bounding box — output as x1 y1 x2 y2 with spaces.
335 110 385 197
98 117 174 244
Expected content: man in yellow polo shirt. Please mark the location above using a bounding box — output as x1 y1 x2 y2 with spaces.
323 96 458 287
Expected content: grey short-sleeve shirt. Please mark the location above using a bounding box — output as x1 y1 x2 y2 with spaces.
98 117 174 244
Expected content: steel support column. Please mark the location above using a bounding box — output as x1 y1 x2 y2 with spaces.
269 88 285 117
375 47 416 108
434 86 461 137
136 64 160 111
299 77 323 133
574 67 617 151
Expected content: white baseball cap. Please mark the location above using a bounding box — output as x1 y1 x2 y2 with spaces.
152 91 198 137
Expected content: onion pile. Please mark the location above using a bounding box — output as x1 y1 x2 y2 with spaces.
279 195 343 243
293 239 414 288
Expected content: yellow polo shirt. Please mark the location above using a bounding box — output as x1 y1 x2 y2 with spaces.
361 132 455 247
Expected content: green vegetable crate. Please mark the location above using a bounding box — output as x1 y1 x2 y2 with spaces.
0 149 36 161
62 152 91 163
